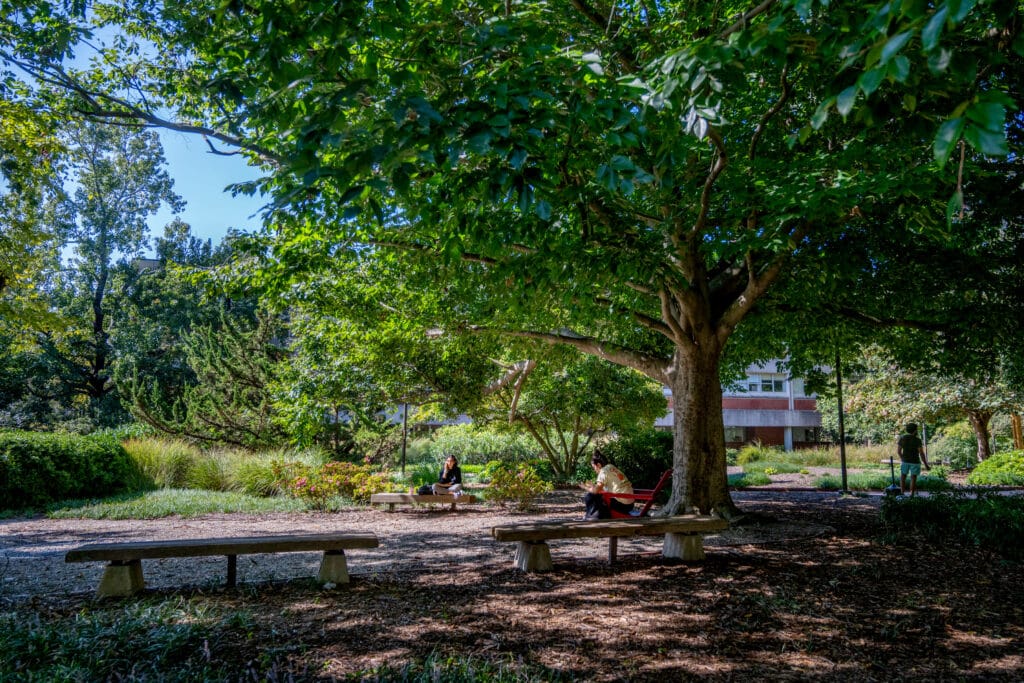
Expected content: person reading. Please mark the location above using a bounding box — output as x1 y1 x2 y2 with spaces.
580 450 633 519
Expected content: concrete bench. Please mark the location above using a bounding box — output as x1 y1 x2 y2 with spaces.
369 492 479 511
491 515 727 571
65 532 379 597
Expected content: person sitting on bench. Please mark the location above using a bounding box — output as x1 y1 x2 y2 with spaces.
580 450 633 519
431 454 463 496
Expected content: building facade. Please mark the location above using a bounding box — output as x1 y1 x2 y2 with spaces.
656 361 824 451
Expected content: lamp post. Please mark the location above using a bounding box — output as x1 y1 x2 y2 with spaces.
835 346 851 495
400 402 408 476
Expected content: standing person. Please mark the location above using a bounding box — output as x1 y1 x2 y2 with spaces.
898 423 930 497
580 450 634 519
432 455 463 496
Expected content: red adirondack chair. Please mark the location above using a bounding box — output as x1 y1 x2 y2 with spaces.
600 469 672 518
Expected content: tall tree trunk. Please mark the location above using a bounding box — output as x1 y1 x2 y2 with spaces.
967 409 994 461
661 339 741 520
1011 413 1023 450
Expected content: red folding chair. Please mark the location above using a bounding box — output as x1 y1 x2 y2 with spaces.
601 469 672 518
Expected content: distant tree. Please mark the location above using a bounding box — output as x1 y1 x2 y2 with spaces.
31 122 182 427
124 308 289 448
0 98 62 330
471 351 667 480
842 350 1024 462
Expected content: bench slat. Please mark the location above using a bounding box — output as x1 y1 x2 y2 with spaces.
65 532 378 563
370 493 478 504
491 515 725 542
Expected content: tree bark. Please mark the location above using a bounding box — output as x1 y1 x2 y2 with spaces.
967 409 994 461
1011 413 1023 450
661 340 741 519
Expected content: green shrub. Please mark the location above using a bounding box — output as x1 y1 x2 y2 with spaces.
485 463 553 511
600 428 673 488
0 431 138 509
736 442 783 466
928 421 978 469
422 425 537 465
967 450 1024 486
880 490 1024 560
123 438 200 489
283 461 394 510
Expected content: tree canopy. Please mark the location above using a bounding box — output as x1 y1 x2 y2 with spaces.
3 0 1021 516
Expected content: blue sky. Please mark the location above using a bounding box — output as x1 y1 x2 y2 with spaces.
147 129 269 254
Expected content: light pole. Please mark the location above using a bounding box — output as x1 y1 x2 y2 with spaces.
835 346 851 495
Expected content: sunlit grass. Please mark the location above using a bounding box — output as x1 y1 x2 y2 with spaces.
46 488 306 520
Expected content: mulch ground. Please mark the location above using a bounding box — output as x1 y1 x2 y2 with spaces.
5 489 1024 681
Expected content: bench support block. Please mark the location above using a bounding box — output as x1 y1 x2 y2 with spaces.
514 541 553 572
317 550 350 585
97 560 145 598
663 533 705 561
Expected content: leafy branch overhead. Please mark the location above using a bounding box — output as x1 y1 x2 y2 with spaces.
3 0 1020 516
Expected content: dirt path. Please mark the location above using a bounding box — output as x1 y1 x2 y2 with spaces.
1 490 860 603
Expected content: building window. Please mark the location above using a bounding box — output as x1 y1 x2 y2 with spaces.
724 427 746 442
745 375 787 393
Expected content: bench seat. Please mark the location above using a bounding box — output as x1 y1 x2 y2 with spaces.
370 492 479 511
491 515 727 571
65 532 379 597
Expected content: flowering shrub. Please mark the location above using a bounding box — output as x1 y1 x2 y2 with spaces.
277 461 394 510
485 463 553 511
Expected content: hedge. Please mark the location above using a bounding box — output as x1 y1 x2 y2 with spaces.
0 431 137 509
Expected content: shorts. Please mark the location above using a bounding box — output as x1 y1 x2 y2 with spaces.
901 462 921 477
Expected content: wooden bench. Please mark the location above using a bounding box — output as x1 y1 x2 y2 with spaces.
65 532 379 597
369 492 479 511
491 515 727 571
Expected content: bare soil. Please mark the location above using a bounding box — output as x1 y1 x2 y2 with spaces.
2 487 1022 681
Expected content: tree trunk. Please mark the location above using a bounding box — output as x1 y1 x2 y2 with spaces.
1011 413 1023 450
967 409 994 461
661 341 741 520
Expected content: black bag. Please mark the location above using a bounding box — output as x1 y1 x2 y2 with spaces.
416 485 433 495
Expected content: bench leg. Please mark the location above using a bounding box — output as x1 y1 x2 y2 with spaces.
97 559 145 597
663 533 705 561
514 541 553 572
608 537 618 564
317 550 350 585
227 554 237 587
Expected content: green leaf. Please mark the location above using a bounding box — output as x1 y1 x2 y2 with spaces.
811 98 833 129
965 102 1005 132
933 117 964 166
888 55 910 82
836 86 858 117
857 68 885 97
949 0 978 23
927 47 951 73
963 124 1010 157
535 200 552 221
880 31 913 65
921 7 948 51
945 189 963 225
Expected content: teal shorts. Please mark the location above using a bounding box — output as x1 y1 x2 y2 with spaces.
901 462 922 477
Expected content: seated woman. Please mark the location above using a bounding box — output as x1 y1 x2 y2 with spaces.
580 450 633 519
431 455 463 496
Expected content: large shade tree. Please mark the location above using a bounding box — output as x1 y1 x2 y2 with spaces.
5 0 1021 516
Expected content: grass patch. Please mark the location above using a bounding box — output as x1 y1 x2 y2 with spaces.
816 471 951 492
742 460 804 475
46 488 306 520
0 597 242 682
729 471 771 487
0 597 567 683
354 652 569 682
